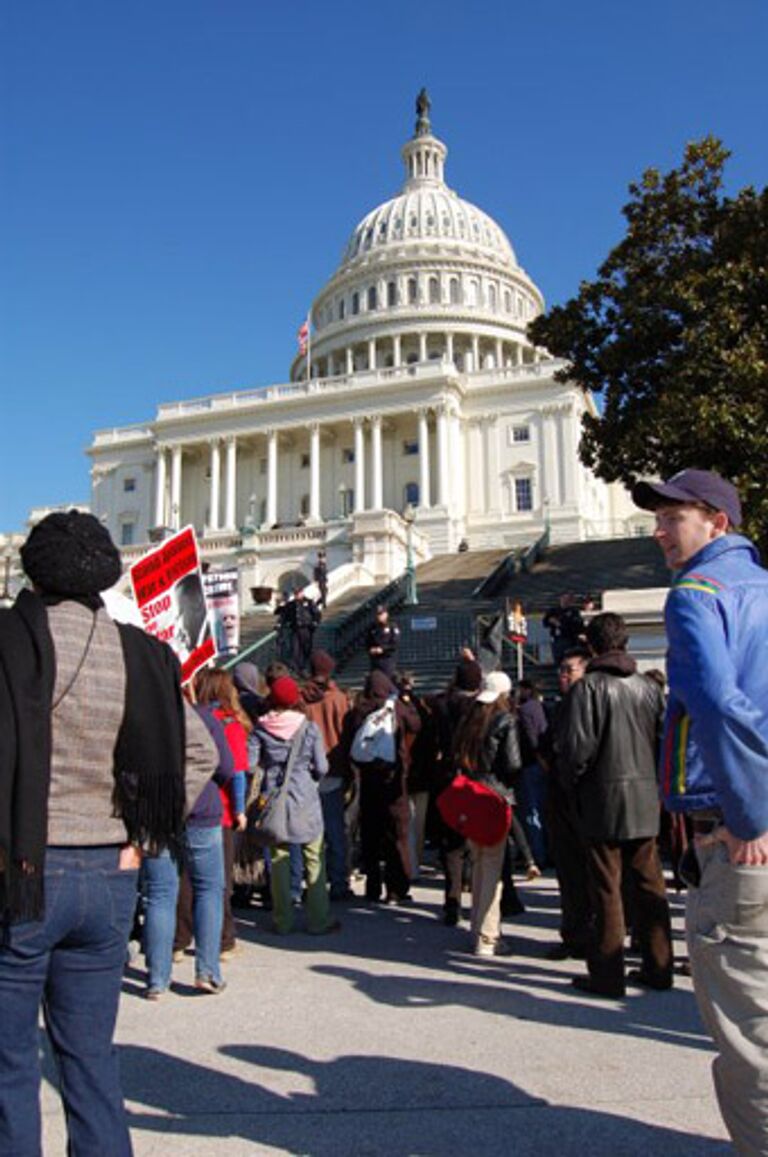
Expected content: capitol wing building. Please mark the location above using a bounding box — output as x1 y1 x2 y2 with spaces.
89 96 644 607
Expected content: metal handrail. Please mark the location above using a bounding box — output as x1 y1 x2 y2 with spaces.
222 629 278 672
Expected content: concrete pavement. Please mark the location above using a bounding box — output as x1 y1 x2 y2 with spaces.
41 870 731 1155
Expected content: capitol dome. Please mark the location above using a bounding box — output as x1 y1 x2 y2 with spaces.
291 93 545 382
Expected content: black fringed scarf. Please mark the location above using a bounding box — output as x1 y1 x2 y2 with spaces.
0 590 186 933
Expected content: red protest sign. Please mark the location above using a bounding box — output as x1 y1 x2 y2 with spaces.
129 526 215 683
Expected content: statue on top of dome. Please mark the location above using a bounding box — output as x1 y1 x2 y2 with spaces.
415 87 432 136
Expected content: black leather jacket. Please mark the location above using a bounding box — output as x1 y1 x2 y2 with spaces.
554 651 664 842
470 712 522 806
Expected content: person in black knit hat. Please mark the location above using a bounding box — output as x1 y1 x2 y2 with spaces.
0 510 217 1155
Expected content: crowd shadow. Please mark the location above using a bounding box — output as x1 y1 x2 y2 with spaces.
113 1042 728 1155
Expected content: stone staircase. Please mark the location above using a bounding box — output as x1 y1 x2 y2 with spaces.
229 537 668 696
332 549 509 692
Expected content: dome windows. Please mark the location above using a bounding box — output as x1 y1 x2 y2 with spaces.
449 277 460 304
367 286 378 311
428 277 440 305
387 281 397 307
407 277 418 305
352 292 360 316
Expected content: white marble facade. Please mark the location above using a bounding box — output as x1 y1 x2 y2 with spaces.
88 97 648 607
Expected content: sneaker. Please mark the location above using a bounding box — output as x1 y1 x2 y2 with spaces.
474 938 514 958
219 945 240 962
172 949 185 964
145 988 166 1001
195 977 227 995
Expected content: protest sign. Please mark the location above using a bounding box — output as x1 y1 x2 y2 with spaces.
129 526 215 683
203 569 240 658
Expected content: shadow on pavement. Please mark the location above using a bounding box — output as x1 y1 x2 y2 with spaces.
118 1043 728 1156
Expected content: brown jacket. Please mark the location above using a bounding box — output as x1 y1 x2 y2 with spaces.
300 678 350 780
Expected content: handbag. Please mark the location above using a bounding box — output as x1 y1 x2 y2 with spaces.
350 697 397 764
246 721 308 846
436 773 511 847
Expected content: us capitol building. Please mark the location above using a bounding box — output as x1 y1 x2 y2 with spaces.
88 93 645 608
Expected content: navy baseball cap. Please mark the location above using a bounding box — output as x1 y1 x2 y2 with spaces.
632 469 742 527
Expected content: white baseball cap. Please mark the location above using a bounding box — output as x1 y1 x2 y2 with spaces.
476 671 512 704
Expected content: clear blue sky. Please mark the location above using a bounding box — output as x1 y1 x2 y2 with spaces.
2 0 766 531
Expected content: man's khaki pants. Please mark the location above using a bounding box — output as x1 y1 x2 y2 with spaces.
687 840 768 1156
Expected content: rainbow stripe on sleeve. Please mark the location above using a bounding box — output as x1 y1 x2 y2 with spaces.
662 711 690 797
674 573 725 597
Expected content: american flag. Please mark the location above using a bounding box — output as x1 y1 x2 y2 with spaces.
297 318 310 355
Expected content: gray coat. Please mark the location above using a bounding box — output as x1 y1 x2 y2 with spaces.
554 651 664 842
250 719 328 845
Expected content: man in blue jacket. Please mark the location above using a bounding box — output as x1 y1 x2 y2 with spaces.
633 469 768 1155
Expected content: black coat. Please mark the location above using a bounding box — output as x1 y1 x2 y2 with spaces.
554 651 664 842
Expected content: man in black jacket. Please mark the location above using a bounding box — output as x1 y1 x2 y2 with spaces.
555 612 673 998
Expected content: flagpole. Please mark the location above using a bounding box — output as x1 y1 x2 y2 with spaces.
306 314 311 385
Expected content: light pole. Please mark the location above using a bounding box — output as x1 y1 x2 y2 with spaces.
403 503 418 606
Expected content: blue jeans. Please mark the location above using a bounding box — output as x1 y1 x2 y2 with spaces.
0 846 138 1157
321 786 349 895
184 825 224 984
519 762 549 867
142 848 180 992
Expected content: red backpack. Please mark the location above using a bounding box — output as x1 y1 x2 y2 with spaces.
437 774 511 847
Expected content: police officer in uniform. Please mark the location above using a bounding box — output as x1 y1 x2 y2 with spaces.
366 605 400 679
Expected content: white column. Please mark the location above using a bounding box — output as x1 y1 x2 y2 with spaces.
224 436 237 529
309 423 321 522
436 406 448 506
266 429 278 527
368 338 376 370
154 446 167 527
354 419 366 512
419 332 427 362
371 415 383 509
445 332 454 364
471 335 480 372
393 334 402 367
542 407 560 506
170 445 182 529
485 416 500 514
418 409 431 509
209 439 221 531
346 347 354 374
495 338 503 367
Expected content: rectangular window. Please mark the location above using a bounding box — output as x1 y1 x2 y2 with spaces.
402 440 418 456
120 522 135 546
300 453 310 469
515 477 533 513
259 458 267 475
341 447 355 464
511 424 530 444
123 477 136 492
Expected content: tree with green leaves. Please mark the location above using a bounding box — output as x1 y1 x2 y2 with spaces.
529 137 768 552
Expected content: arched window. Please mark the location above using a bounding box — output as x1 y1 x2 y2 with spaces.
403 481 419 508
407 278 418 304
504 290 511 313
367 286 377 311
387 281 397 307
429 277 440 304
467 279 478 307
338 299 345 320
352 292 359 315
488 284 497 311
300 494 310 517
449 277 460 304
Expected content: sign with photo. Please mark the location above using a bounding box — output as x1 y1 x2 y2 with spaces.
129 526 215 683
203 568 240 658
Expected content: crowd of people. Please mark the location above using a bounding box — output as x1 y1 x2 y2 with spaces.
0 464 766 1156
